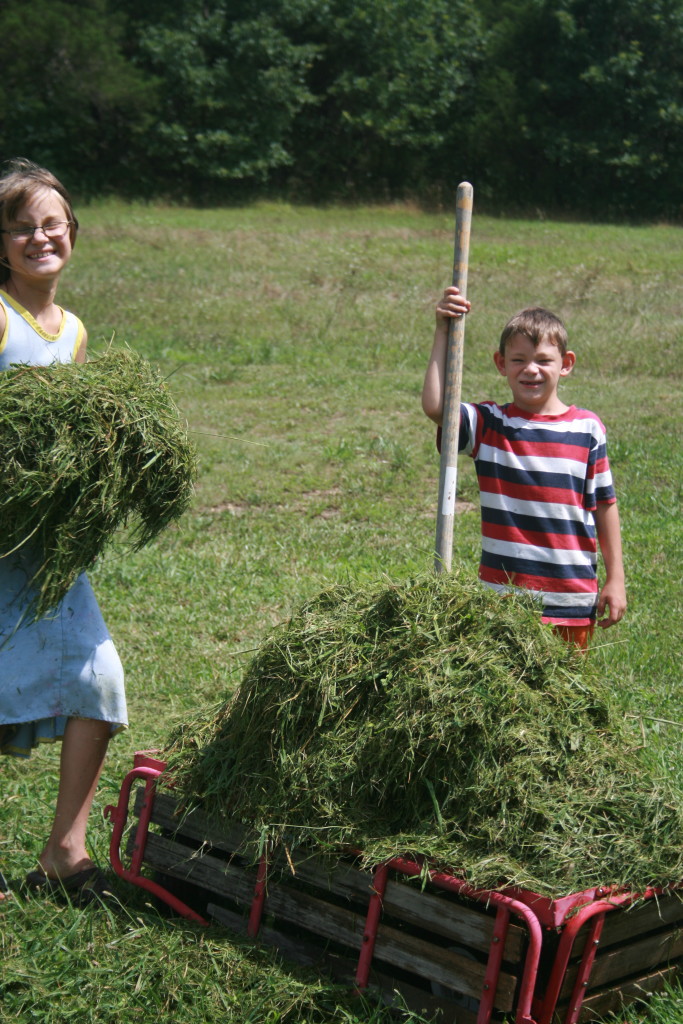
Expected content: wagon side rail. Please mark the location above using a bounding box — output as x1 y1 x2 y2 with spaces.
107 754 544 1023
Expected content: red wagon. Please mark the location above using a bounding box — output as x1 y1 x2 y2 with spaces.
106 753 683 1024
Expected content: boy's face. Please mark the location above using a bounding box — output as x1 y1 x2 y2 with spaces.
493 332 575 415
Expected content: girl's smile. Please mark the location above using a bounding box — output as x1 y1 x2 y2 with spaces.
1 188 73 284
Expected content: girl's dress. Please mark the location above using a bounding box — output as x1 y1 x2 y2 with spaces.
0 289 127 757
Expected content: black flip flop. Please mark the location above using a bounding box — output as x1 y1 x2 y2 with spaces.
24 866 114 905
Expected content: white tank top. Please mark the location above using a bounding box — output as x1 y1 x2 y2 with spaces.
0 289 85 369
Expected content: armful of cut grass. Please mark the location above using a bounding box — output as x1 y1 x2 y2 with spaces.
0 351 197 619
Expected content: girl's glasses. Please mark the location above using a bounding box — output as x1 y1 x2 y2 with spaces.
0 221 74 242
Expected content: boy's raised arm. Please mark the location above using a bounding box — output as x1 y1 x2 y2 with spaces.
422 287 470 424
594 501 627 628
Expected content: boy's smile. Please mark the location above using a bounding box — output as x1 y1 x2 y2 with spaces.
493 332 575 415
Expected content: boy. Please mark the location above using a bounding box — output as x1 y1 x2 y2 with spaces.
422 287 626 647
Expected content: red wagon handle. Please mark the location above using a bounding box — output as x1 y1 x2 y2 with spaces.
104 753 209 926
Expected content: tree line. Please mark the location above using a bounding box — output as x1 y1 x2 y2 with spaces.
1 0 681 218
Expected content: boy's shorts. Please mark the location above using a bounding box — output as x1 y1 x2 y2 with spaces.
552 624 595 649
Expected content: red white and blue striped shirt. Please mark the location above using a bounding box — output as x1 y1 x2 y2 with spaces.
455 402 616 625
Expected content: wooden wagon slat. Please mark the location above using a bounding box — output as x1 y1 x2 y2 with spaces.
140 829 518 1008
572 964 680 1024
245 864 366 948
143 796 380 909
271 846 380 902
141 831 257 905
217 846 515 1004
561 922 683 996
134 788 525 960
208 902 479 1024
571 894 683 957
130 799 373 911
134 789 256 853
141 832 370 953
374 916 515 1005
283 853 525 961
381 876 525 961
205 906 462 1024
208 901 357 978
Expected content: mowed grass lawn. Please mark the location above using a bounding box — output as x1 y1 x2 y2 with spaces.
1 201 682 1023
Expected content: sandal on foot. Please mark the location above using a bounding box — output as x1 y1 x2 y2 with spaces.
24 866 114 905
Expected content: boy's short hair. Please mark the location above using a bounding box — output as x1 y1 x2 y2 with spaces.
0 158 78 283
499 307 568 356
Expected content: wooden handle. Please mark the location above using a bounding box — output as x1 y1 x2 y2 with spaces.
434 182 473 572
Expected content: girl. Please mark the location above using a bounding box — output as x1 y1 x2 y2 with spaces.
0 159 126 903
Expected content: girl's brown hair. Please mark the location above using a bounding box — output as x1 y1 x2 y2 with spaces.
0 158 78 284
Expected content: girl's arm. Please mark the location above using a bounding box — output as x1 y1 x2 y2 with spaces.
594 501 627 627
421 287 470 424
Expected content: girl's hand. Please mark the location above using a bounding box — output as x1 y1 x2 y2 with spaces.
436 286 471 324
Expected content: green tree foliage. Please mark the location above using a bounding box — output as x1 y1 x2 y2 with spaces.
0 0 156 195
120 0 320 197
284 0 484 198
0 0 681 215
468 0 683 216
117 0 482 200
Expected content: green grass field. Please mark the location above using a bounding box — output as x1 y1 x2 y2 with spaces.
1 201 682 1023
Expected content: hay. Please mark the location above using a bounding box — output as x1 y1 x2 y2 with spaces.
0 350 197 618
166 572 683 897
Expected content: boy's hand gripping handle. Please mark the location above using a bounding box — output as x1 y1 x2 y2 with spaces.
434 181 473 572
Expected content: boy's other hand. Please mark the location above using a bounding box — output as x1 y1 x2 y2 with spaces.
596 580 627 628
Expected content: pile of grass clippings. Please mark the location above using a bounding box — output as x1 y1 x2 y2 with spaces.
166 572 683 897
0 350 197 618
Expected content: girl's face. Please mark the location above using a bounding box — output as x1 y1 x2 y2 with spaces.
1 187 73 286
